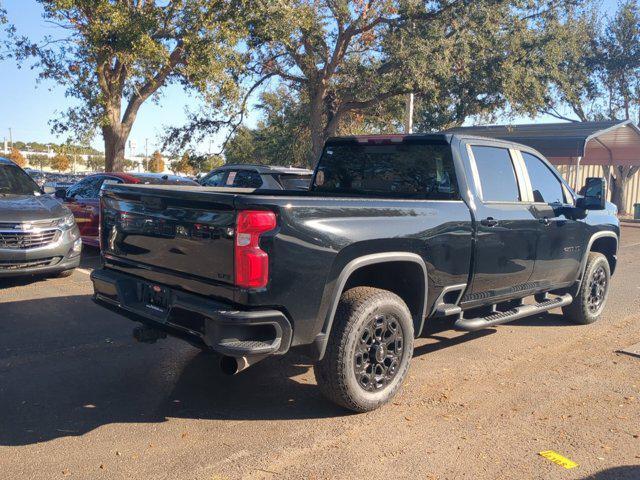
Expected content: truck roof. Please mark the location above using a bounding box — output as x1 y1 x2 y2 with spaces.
325 132 547 156
326 133 452 145
215 164 313 175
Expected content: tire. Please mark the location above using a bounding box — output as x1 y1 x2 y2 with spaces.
314 287 414 412
562 252 610 325
55 269 75 278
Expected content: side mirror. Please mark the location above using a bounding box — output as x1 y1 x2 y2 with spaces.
576 177 606 210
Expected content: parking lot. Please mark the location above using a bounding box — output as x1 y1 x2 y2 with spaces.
1 226 639 480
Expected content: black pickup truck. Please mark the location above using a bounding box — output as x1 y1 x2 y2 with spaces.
91 134 619 412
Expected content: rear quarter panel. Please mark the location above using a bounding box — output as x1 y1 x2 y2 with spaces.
236 195 473 346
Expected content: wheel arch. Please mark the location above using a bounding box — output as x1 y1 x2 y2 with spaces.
583 231 618 277
315 252 428 360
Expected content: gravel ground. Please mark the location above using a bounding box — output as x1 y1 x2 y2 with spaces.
1 227 639 480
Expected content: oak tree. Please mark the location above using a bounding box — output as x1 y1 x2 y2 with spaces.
544 1 640 213
7 0 250 171
240 0 585 165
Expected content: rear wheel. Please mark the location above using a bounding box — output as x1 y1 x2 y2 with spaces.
562 252 610 325
314 287 414 412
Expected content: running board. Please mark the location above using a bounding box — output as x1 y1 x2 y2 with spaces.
454 294 573 332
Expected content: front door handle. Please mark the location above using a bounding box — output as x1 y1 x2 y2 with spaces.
481 217 498 227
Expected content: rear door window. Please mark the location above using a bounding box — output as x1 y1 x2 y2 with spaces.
522 152 565 204
471 146 520 202
312 142 459 199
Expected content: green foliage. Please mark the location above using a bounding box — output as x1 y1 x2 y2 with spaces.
225 88 310 166
188 153 225 173
232 0 588 164
122 159 139 171
542 1 640 213
85 155 106 172
9 141 100 155
7 0 253 170
27 154 51 169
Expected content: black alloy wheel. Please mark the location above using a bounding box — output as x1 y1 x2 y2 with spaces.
354 313 404 392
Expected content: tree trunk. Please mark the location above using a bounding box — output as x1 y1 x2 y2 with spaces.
609 167 627 215
102 125 128 172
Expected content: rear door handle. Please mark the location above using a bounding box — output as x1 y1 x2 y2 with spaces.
481 217 498 227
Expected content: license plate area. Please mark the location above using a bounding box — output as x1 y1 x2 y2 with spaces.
138 282 171 314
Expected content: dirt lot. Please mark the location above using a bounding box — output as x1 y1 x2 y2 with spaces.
1 226 640 480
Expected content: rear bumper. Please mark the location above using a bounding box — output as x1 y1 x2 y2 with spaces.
91 268 292 357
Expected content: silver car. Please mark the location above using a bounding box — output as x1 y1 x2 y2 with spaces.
0 158 81 278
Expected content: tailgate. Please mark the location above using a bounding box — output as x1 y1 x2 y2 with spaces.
100 184 242 285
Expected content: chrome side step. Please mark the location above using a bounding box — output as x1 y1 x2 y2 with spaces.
454 294 573 332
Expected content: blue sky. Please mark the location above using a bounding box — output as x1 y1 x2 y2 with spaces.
0 0 620 154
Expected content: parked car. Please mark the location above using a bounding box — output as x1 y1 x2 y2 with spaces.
91 134 619 412
0 158 81 278
57 172 198 247
199 164 313 190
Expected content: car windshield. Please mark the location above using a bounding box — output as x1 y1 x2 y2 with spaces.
0 164 41 195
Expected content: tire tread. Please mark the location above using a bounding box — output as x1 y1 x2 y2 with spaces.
314 287 413 412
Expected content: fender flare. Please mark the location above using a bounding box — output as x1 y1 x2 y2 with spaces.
578 231 619 281
314 252 429 360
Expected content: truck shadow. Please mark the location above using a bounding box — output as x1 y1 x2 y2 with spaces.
0 294 343 446
414 317 497 357
578 466 640 479
0 294 573 447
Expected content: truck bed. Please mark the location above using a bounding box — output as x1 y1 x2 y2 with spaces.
99 182 474 346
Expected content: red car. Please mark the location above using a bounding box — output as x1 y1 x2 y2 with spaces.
56 172 198 247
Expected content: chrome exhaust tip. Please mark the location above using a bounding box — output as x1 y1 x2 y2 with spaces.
220 355 267 375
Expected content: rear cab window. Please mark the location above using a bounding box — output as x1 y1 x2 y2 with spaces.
312 141 459 199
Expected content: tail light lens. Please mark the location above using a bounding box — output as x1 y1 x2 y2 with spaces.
235 210 277 288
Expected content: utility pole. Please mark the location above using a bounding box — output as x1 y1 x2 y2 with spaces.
404 93 414 134
144 138 148 172
8 127 12 148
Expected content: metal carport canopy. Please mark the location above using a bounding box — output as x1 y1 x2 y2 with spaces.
446 120 640 167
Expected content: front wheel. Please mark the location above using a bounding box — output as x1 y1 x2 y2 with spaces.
562 252 611 324
314 287 414 412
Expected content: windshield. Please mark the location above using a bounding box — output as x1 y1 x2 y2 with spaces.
0 164 41 195
312 142 459 199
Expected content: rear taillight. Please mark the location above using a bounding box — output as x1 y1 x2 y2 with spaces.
235 210 277 288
